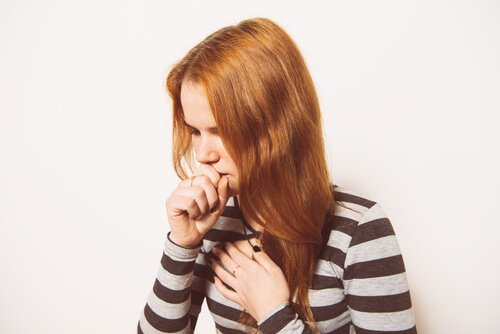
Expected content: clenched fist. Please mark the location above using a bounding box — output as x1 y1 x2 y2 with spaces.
166 164 230 248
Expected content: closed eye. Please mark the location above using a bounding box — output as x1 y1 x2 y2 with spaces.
188 127 200 136
182 121 198 135
183 121 218 136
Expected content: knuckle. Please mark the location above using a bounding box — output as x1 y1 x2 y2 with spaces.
196 164 209 174
225 243 237 255
198 175 211 186
193 187 204 197
187 198 197 209
216 251 227 262
165 195 177 209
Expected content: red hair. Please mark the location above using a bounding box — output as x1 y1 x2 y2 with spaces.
167 18 334 331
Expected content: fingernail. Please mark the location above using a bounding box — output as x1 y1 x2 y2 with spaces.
253 245 261 252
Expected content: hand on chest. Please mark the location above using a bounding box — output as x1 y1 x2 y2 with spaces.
231 237 260 260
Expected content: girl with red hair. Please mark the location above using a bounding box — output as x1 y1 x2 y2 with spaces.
138 17 417 334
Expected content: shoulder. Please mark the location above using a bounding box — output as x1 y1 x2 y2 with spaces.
323 185 399 263
329 185 392 233
330 186 416 332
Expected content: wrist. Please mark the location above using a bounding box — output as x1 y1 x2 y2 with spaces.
168 232 202 249
258 303 298 334
256 301 290 324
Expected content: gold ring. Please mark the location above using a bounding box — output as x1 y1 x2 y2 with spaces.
232 264 241 276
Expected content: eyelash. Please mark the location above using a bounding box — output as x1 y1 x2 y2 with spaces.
189 128 200 136
187 128 218 136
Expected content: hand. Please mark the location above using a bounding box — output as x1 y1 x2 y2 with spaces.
210 242 290 322
166 164 230 248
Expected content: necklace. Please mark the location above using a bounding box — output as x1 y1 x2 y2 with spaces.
243 223 263 252
233 196 263 252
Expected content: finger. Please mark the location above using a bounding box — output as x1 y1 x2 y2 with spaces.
167 193 202 219
178 176 194 189
194 164 221 187
213 276 242 305
251 249 279 273
180 196 202 220
212 246 240 275
209 176 230 216
224 242 256 270
192 175 219 211
210 257 238 287
177 175 219 214
174 187 209 218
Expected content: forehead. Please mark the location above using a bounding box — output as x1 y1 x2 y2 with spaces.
180 80 216 127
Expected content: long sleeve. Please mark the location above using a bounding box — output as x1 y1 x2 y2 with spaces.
255 201 417 334
257 303 313 334
137 191 417 333
342 203 417 333
138 233 206 334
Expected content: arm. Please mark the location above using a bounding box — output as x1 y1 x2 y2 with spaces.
257 203 418 334
211 202 417 334
343 203 417 333
139 164 230 333
137 233 204 334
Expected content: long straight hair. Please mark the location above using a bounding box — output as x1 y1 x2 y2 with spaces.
166 18 334 331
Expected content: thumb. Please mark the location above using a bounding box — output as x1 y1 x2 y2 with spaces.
211 176 230 215
252 249 278 273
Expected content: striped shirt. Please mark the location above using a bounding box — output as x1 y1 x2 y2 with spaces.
138 185 417 333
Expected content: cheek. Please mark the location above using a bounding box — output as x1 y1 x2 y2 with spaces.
220 148 236 169
226 176 239 196
217 140 231 157
191 136 200 152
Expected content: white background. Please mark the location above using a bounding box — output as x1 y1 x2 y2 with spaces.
1 1 499 333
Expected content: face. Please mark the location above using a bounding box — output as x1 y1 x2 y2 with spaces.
180 80 239 195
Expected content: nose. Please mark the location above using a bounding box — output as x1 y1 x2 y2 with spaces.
194 135 220 164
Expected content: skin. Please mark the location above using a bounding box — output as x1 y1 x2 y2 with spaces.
165 80 290 322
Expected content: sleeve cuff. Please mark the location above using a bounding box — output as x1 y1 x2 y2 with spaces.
165 232 202 260
257 301 289 325
258 302 299 333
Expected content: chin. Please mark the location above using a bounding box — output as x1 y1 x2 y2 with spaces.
227 182 239 197
227 185 239 197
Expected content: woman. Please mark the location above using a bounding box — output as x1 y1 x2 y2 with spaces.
138 18 417 334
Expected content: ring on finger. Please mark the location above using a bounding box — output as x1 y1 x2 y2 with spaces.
232 264 241 276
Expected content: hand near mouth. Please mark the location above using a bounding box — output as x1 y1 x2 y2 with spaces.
166 164 230 248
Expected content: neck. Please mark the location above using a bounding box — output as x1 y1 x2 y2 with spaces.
247 218 265 233
235 195 265 233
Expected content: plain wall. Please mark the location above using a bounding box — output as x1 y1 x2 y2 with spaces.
1 1 499 333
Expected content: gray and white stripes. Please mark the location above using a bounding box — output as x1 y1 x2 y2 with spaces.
138 186 417 334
